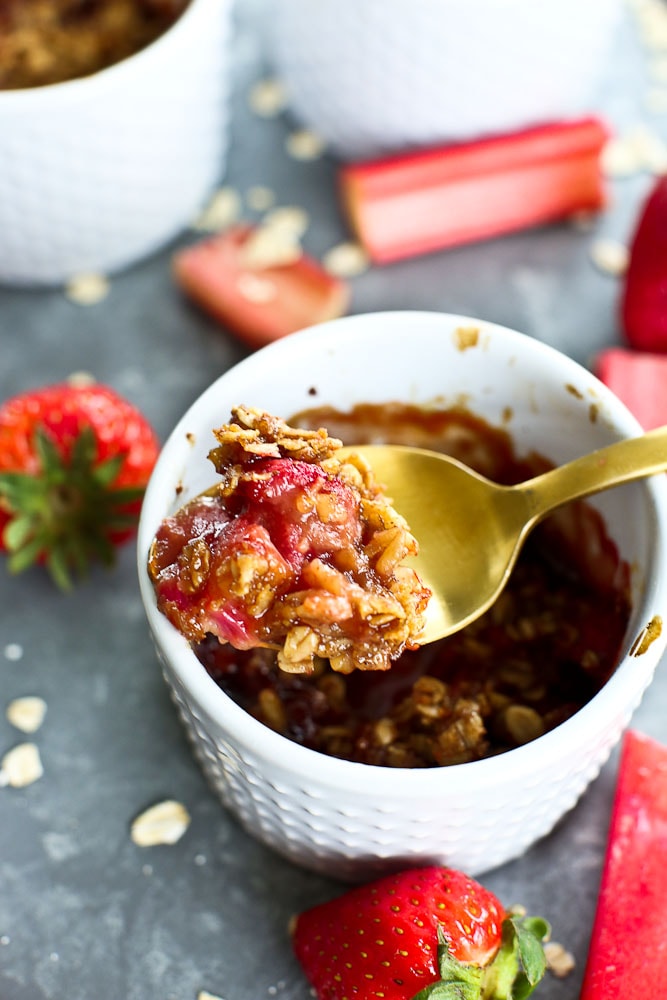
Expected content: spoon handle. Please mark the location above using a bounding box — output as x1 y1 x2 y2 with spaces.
520 424 667 519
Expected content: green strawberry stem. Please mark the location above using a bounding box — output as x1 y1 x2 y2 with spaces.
0 427 144 589
412 915 550 1000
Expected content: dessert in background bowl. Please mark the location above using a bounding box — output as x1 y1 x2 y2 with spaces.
0 0 190 90
0 0 232 286
264 0 624 160
137 310 667 880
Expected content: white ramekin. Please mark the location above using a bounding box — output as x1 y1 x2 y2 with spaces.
265 0 624 160
138 311 667 881
0 0 232 286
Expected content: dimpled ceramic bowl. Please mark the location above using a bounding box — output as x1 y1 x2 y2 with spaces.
138 311 667 881
265 0 623 160
0 0 232 286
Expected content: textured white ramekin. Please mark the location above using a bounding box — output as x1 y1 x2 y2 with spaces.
265 0 623 160
0 0 232 285
138 311 667 881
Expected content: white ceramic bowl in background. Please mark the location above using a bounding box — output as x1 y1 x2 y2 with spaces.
0 0 232 286
264 0 623 160
138 311 667 881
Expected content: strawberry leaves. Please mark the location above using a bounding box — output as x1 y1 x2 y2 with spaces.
510 915 550 998
479 914 550 1000
0 426 145 589
413 915 549 1000
412 929 483 999
0 381 159 588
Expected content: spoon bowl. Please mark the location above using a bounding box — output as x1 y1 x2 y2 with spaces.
347 425 667 643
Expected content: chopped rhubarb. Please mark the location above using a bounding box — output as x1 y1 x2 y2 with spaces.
620 175 667 351
593 347 667 430
172 224 349 349
148 407 430 674
580 729 667 999
339 117 610 263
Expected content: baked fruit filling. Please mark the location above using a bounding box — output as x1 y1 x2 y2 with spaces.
148 406 431 674
149 402 632 766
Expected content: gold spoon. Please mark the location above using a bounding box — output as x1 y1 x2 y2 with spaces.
343 426 667 645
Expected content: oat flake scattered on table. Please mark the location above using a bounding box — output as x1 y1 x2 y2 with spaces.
130 799 191 846
322 241 370 278
246 185 276 212
590 238 630 276
602 125 667 176
6 696 47 734
1 742 43 788
197 991 225 1000
248 77 288 118
192 187 241 233
240 224 303 270
601 134 645 177
544 941 576 978
66 371 96 388
285 129 326 161
263 205 310 237
64 273 110 306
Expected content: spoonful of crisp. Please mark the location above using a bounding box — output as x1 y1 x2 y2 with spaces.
343 426 667 645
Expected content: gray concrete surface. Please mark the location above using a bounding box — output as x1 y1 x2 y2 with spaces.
1 3 665 998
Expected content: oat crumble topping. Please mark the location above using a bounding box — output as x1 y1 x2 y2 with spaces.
148 407 430 675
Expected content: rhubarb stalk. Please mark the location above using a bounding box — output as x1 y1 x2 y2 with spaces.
339 118 610 263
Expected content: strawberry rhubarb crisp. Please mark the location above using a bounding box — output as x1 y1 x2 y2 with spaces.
0 0 189 90
148 406 431 675
192 403 633 768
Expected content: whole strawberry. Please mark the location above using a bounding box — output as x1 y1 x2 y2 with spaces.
292 865 549 1000
0 378 160 588
621 175 667 351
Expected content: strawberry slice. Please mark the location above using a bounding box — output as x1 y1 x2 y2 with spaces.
173 224 349 349
593 347 667 429
292 865 550 1000
580 729 667 999
621 176 667 351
